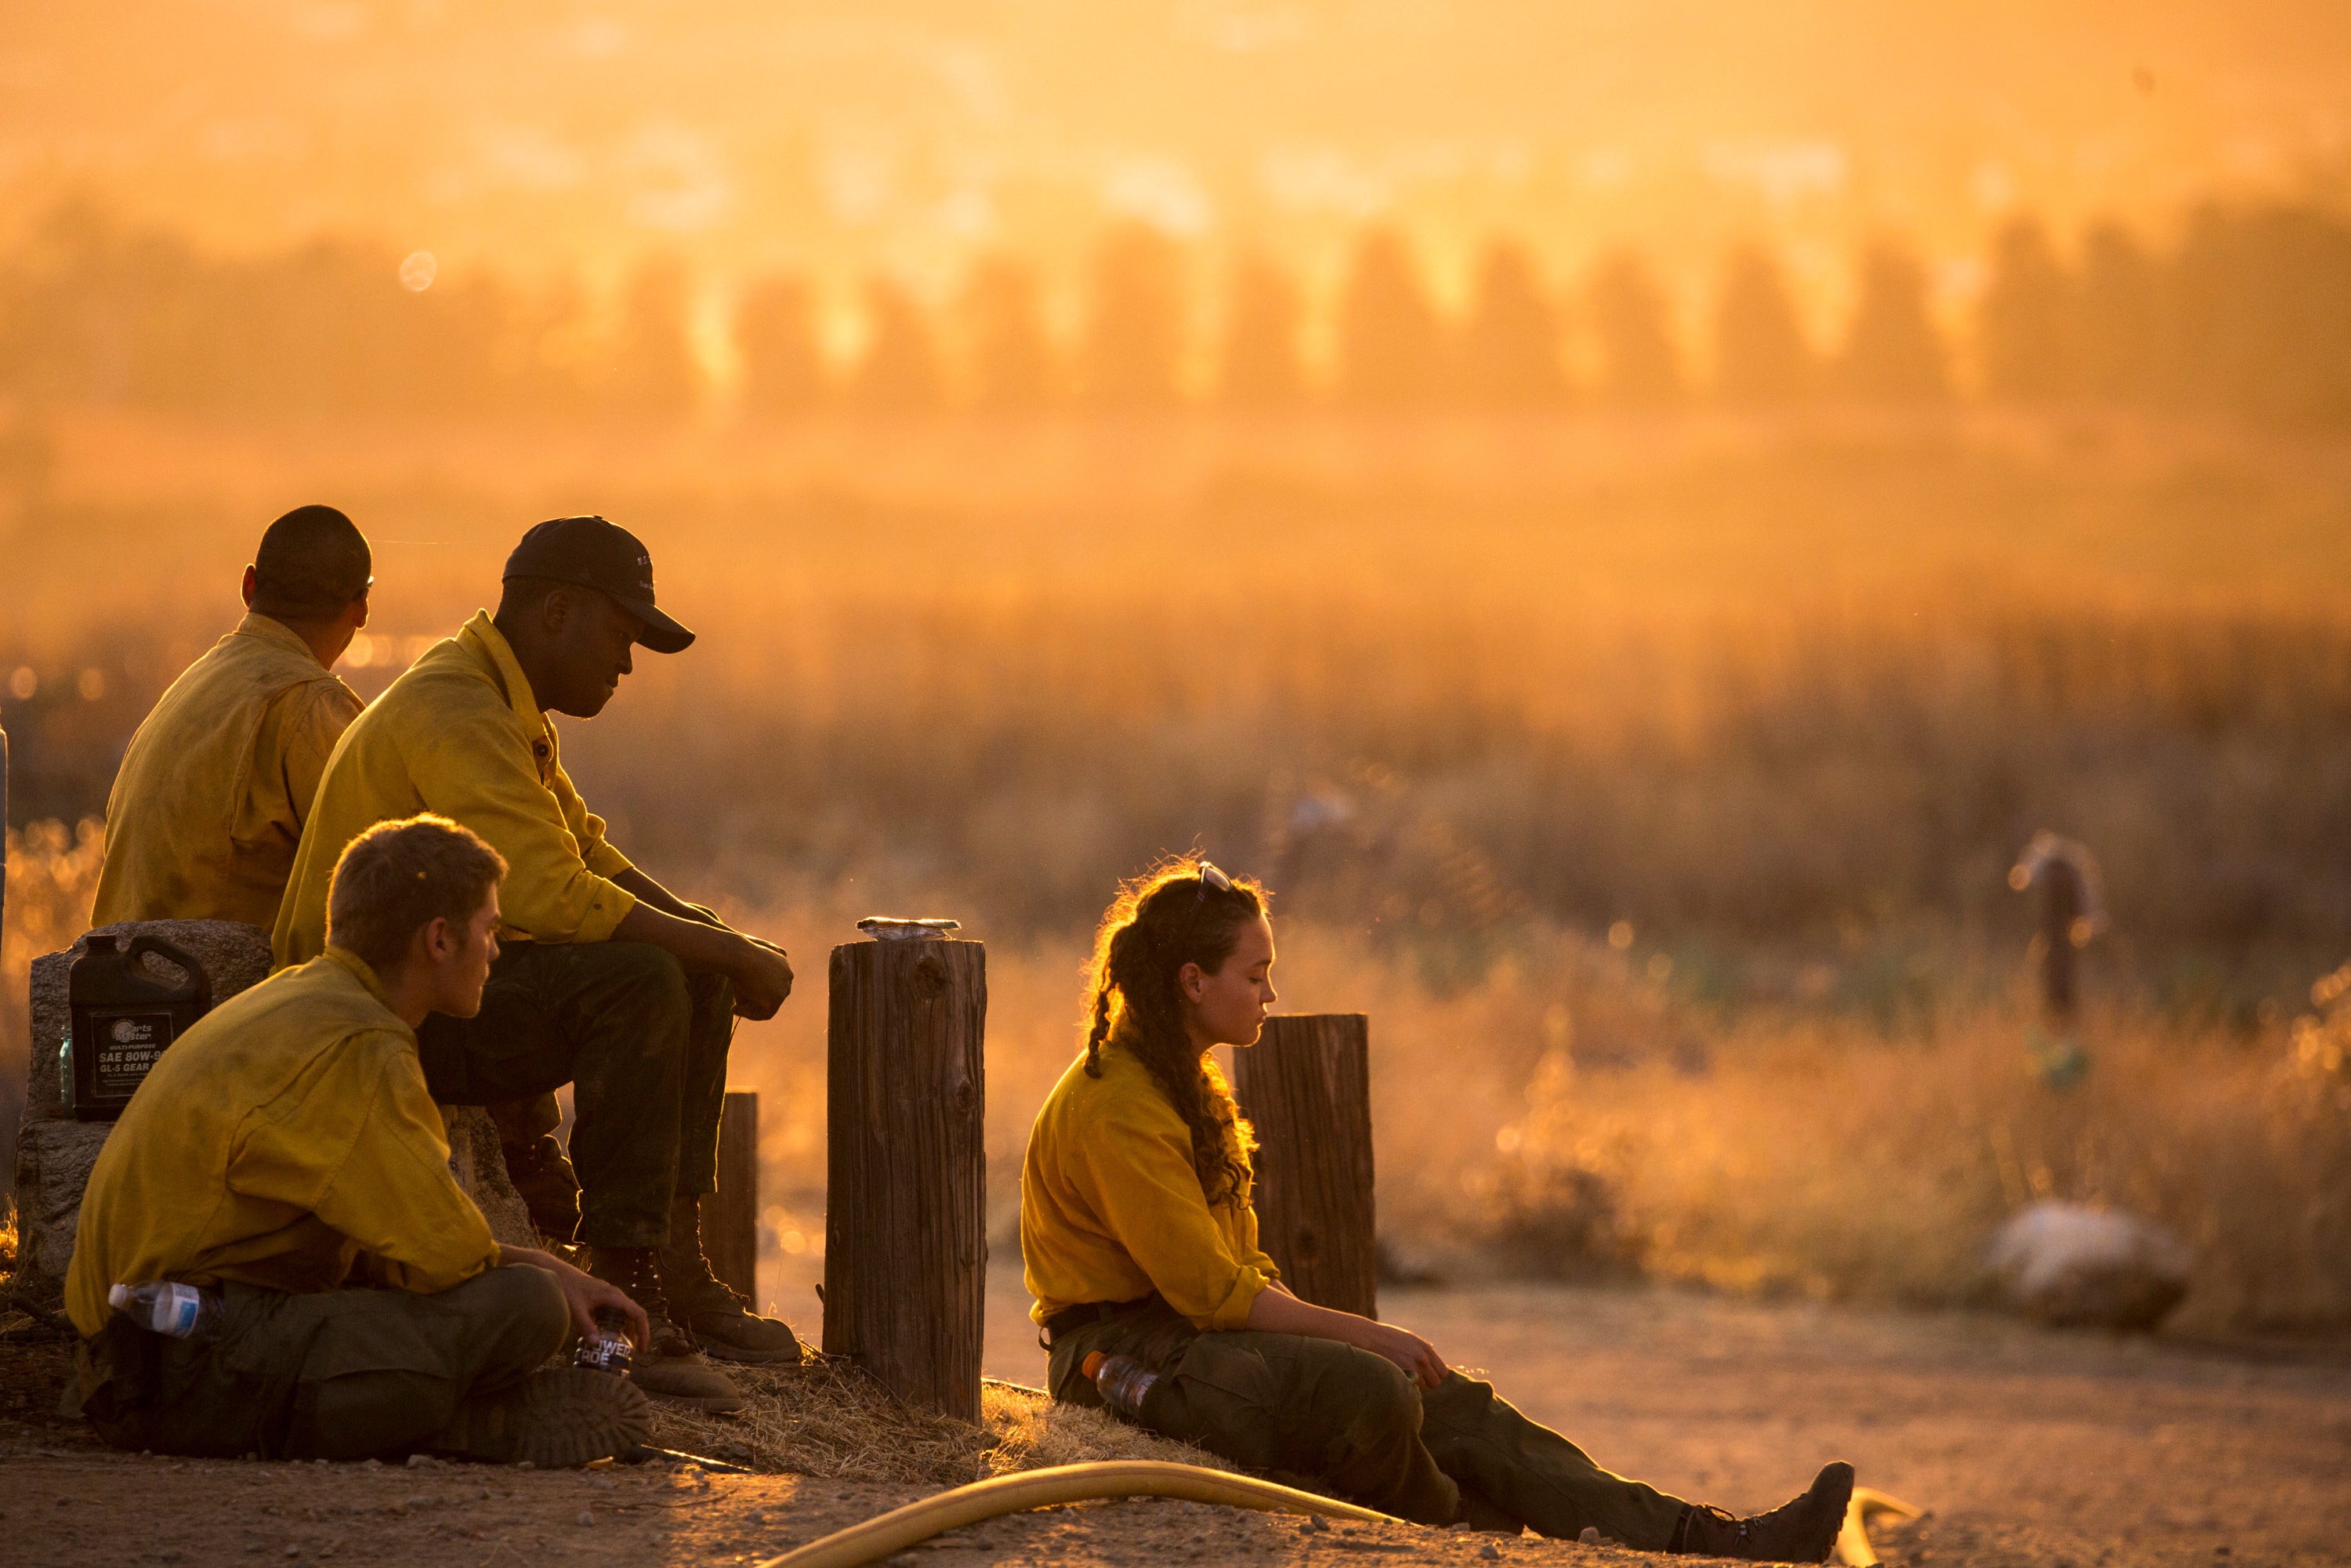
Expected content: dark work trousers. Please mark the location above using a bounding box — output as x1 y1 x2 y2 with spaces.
78 1268 569 1460
1048 1297 1690 1547
415 940 736 1250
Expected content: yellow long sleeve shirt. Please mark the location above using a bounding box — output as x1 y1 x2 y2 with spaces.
1020 1033 1281 1333
91 614 363 930
65 947 502 1335
273 610 636 968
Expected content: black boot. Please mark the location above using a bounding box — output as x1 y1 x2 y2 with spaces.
1672 1462 1853 1563
655 1192 806 1364
501 1134 582 1245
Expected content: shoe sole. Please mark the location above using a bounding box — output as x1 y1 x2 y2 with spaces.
697 1339 804 1365
506 1368 650 1468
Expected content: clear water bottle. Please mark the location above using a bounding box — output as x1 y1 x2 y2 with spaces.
109 1281 220 1339
1081 1351 1160 1420
573 1305 635 1377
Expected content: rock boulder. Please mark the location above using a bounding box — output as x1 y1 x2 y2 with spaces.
1986 1200 2193 1331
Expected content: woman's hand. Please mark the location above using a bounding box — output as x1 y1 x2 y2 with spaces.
1351 1319 1448 1390
1245 1284 1449 1389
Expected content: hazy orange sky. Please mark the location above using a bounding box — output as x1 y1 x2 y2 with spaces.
6 1 2349 317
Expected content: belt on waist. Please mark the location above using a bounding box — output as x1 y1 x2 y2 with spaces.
1041 1293 1159 1345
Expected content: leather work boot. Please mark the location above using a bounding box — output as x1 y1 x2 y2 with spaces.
655 1192 806 1364
587 1244 748 1413
501 1134 583 1245
1672 1462 1854 1563
426 1366 648 1468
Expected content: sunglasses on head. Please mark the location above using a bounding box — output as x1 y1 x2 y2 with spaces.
1173 860 1233 953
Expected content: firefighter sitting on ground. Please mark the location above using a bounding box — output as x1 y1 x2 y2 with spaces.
90 504 372 930
1021 858 1857 1563
67 814 651 1466
273 515 798 1413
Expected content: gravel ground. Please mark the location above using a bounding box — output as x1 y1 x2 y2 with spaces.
3 1270 2344 1567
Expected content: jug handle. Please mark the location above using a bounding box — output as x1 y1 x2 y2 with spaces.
119 933 215 1008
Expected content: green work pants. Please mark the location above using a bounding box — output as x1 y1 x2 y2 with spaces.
415 940 736 1249
77 1267 569 1460
1048 1298 1690 1548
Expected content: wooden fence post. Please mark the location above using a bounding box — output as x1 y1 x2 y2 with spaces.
708 1089 759 1305
1230 1013 1377 1319
2039 859 2082 1023
2013 833 2100 1027
822 935 987 1421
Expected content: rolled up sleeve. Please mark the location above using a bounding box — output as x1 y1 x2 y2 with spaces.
1079 1104 1273 1331
1235 1204 1282 1287
409 709 636 943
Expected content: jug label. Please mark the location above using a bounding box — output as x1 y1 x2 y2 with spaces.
93 1010 175 1099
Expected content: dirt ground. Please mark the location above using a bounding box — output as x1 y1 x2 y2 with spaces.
5 1271 2347 1567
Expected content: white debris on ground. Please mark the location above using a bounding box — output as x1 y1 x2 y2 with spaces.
1986 1200 2192 1330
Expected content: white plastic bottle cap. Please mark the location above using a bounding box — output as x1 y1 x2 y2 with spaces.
109 1284 130 1309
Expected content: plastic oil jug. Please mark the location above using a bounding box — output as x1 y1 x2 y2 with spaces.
65 932 212 1121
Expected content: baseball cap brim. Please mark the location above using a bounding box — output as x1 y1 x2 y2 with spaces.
610 593 695 654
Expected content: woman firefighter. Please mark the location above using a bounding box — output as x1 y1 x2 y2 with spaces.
1019 856 1855 1562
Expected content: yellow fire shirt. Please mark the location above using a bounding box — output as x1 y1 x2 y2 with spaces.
65 947 501 1335
273 610 636 968
1021 1028 1281 1332
91 614 364 930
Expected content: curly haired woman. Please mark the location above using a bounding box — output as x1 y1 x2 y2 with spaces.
1019 857 1853 1561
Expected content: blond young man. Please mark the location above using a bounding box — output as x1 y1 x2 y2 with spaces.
68 815 649 1465
91 505 372 929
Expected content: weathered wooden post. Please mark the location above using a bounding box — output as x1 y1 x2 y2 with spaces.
822 925 986 1421
2039 859 2083 1023
2011 833 2103 1025
708 1089 759 1304
1230 1013 1378 1318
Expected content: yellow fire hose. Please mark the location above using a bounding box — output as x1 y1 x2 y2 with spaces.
1833 1487 1925 1567
750 1460 1393 1568
750 1459 1924 1568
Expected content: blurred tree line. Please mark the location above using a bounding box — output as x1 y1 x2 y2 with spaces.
5 197 2349 425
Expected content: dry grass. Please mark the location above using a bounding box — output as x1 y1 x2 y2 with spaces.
645 1351 1225 1485
694 900 2351 1338
6 411 2351 1338
1 819 103 1171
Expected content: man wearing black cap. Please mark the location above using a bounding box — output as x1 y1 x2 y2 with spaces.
274 516 798 1411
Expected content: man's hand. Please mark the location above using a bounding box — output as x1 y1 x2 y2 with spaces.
726 936 794 1019
611 904 792 1017
500 1245 650 1350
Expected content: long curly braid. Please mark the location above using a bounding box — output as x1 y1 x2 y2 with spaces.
1081 856 1267 1210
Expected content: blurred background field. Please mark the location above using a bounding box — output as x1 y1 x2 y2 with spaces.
7 403 2351 1339
7 0 2351 1345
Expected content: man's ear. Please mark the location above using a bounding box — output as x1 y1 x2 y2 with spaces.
541 585 576 636
241 565 258 609
418 914 454 962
